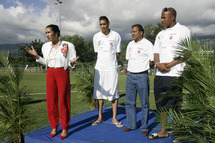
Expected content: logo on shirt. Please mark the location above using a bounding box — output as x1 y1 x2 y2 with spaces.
137 50 141 53
169 36 173 40
97 40 102 46
110 42 113 46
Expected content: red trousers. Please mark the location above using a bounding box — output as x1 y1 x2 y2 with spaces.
46 68 71 130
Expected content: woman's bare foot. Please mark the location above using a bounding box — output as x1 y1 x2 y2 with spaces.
61 130 68 136
50 128 57 134
50 128 57 137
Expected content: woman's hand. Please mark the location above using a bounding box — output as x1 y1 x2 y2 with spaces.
70 56 79 66
25 46 40 59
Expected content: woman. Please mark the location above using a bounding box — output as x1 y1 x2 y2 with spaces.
25 24 78 140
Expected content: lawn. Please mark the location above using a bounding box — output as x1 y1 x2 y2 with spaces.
0 71 156 142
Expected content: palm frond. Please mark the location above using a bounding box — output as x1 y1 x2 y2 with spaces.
71 62 96 110
156 37 215 142
0 51 31 143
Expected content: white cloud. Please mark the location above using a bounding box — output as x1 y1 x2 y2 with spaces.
189 24 215 36
0 0 215 44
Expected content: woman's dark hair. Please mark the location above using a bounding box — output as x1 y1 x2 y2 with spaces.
46 24 60 37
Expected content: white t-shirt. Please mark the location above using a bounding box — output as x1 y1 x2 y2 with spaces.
36 41 76 70
126 38 154 73
93 30 121 71
154 23 191 77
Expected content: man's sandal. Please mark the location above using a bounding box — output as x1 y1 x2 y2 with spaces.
148 133 169 140
92 120 103 126
112 121 123 128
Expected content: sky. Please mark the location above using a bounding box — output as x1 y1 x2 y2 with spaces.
0 0 215 44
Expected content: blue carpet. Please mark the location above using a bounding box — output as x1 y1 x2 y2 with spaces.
25 106 174 143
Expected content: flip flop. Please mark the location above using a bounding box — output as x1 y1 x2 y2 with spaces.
112 121 123 128
92 120 103 126
148 133 169 140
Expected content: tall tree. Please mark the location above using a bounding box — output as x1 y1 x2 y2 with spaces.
118 40 131 66
84 40 96 62
61 35 96 62
17 39 44 67
144 23 164 44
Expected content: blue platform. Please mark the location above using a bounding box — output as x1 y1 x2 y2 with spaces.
25 106 174 143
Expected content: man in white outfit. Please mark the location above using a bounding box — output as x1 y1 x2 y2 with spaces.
92 16 123 128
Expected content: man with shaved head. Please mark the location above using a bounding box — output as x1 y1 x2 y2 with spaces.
148 7 191 140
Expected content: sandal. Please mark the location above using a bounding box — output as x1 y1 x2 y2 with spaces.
112 121 123 128
92 120 103 126
148 133 169 140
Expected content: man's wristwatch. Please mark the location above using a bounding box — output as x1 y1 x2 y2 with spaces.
154 62 159 68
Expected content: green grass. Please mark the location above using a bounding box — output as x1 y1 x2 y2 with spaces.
0 71 156 142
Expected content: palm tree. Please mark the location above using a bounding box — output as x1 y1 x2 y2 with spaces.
165 37 215 142
0 51 30 143
70 62 96 110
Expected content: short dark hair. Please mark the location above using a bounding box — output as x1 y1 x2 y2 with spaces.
99 16 109 23
168 7 177 18
163 7 177 20
132 24 144 34
46 24 60 37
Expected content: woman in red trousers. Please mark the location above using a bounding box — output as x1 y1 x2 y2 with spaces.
25 24 78 140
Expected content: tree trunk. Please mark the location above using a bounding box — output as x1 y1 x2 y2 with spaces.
13 133 24 143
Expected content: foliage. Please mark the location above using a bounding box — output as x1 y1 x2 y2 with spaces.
0 51 30 143
70 62 96 110
17 39 45 67
165 37 215 143
118 40 131 66
61 35 96 62
84 40 97 62
144 23 164 44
